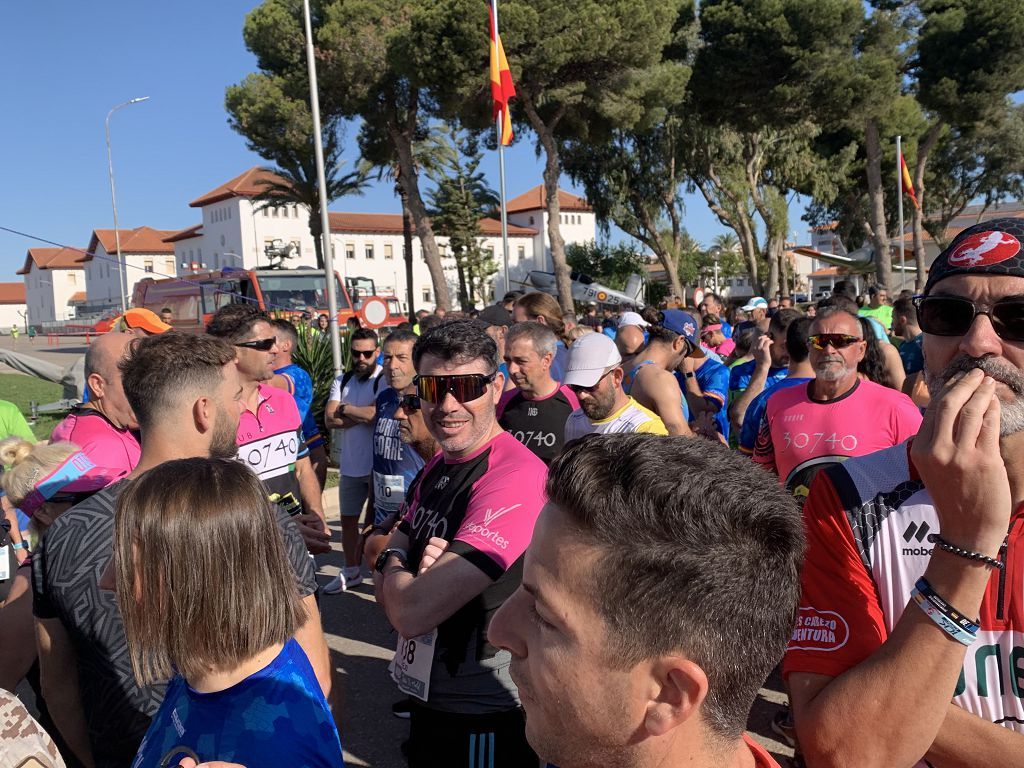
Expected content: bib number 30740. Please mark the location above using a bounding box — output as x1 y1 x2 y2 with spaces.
390 628 437 702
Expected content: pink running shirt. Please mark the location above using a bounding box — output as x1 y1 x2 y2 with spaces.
752 379 921 501
50 405 140 482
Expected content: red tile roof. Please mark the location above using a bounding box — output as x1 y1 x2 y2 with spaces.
327 212 536 237
82 227 177 261
0 283 26 304
899 202 1024 245
17 247 87 275
189 167 291 208
163 224 203 243
505 184 591 214
68 291 88 304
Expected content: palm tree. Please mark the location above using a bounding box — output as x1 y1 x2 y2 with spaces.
711 232 740 253
252 132 369 271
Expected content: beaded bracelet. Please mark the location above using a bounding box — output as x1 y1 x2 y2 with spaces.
915 578 980 634
926 533 1005 570
911 588 977 646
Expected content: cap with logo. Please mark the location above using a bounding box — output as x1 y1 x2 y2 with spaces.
658 309 705 359
741 297 769 312
564 332 623 387
924 218 1024 294
618 311 650 328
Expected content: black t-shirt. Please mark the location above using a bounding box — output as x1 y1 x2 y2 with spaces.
32 479 318 767
497 385 578 465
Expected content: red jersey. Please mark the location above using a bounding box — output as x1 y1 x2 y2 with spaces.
784 442 1024 751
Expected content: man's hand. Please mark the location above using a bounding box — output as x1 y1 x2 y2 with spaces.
418 537 450 574
753 334 773 369
296 513 332 555
910 368 1009 557
691 412 725 444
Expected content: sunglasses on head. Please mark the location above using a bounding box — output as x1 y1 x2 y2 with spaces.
807 334 863 351
914 295 1024 342
235 336 276 351
414 373 496 404
351 349 377 359
398 394 422 412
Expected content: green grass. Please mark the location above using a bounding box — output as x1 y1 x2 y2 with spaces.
0 374 65 440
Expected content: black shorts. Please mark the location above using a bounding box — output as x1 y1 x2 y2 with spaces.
407 703 539 768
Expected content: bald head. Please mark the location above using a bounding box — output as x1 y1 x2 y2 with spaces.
616 325 646 360
83 331 137 429
85 332 134 380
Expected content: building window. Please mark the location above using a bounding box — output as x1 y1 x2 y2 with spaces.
144 260 154 273
272 208 279 218
529 216 534 225
67 272 76 285
165 258 175 273
263 208 269 217
366 245 375 260
345 243 355 260
422 288 432 303
517 246 525 261
384 243 393 260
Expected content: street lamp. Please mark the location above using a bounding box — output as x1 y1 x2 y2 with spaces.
106 96 150 314
709 247 722 296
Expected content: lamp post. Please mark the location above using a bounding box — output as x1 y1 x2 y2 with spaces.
106 96 150 314
709 247 721 296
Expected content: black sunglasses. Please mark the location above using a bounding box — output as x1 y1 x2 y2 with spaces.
807 334 863 351
351 349 377 359
567 368 615 394
398 394 422 412
915 295 1024 342
235 336 276 351
414 373 496 404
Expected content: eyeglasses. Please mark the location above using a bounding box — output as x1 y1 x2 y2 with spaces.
234 336 276 351
807 334 863 351
351 349 377 359
398 394 422 412
914 295 1024 342
414 373 496 404
567 368 615 394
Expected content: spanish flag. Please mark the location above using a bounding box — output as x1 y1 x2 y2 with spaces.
900 153 920 210
489 4 516 146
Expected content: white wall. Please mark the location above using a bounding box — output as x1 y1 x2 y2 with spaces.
23 265 83 325
0 304 27 332
86 245 176 305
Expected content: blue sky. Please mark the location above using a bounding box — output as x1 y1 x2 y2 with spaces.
0 2 804 283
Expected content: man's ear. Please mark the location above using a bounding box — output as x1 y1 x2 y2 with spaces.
642 656 709 738
87 372 105 400
193 396 214 433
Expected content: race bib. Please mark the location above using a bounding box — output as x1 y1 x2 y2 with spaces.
390 628 437 702
0 546 9 582
373 472 405 512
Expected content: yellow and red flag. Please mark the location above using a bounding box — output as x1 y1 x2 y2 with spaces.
488 4 516 146
900 153 920 210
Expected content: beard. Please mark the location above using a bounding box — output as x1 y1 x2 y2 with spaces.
925 354 1024 437
814 359 851 382
210 407 240 459
580 388 616 421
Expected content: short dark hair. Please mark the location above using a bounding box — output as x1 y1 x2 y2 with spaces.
786 316 813 363
205 303 269 343
768 307 802 336
417 314 444 334
831 280 858 301
160 307 172 314
892 296 917 324
412 319 499 374
817 294 859 316
383 329 418 348
270 318 298 346
547 434 804 739
350 327 379 346
120 333 236 433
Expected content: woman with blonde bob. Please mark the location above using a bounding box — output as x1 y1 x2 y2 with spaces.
116 458 343 768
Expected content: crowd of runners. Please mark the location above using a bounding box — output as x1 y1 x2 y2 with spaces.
1 218 1023 767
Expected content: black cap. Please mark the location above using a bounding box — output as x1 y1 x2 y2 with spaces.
478 304 512 328
502 290 524 304
924 218 1024 294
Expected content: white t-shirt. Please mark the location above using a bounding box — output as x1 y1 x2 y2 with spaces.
328 365 383 477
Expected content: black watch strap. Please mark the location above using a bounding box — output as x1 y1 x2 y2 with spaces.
374 547 410 574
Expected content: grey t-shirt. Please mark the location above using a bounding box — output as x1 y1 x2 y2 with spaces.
32 480 318 768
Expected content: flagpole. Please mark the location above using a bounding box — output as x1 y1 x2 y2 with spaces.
896 134 905 294
492 0 510 299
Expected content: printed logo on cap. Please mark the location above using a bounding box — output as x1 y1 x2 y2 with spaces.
946 231 1021 268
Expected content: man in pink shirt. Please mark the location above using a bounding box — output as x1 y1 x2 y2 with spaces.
50 332 140 481
753 306 922 503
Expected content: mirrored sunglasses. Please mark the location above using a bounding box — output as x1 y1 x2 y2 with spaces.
398 394 422 412
807 333 862 351
414 373 496 404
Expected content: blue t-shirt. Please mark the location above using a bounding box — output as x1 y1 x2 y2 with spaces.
275 363 321 446
681 357 731 439
371 387 426 525
131 638 343 768
728 359 788 397
551 341 569 383
738 377 812 454
898 333 924 375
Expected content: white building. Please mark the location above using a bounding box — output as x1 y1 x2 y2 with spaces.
171 168 595 308
17 247 86 326
81 227 178 312
0 283 27 333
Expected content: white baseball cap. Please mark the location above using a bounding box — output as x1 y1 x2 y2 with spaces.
619 311 650 328
741 296 769 311
564 333 623 388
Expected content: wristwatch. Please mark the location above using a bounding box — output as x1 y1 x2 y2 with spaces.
374 547 410 574
683 371 696 379
335 402 347 418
